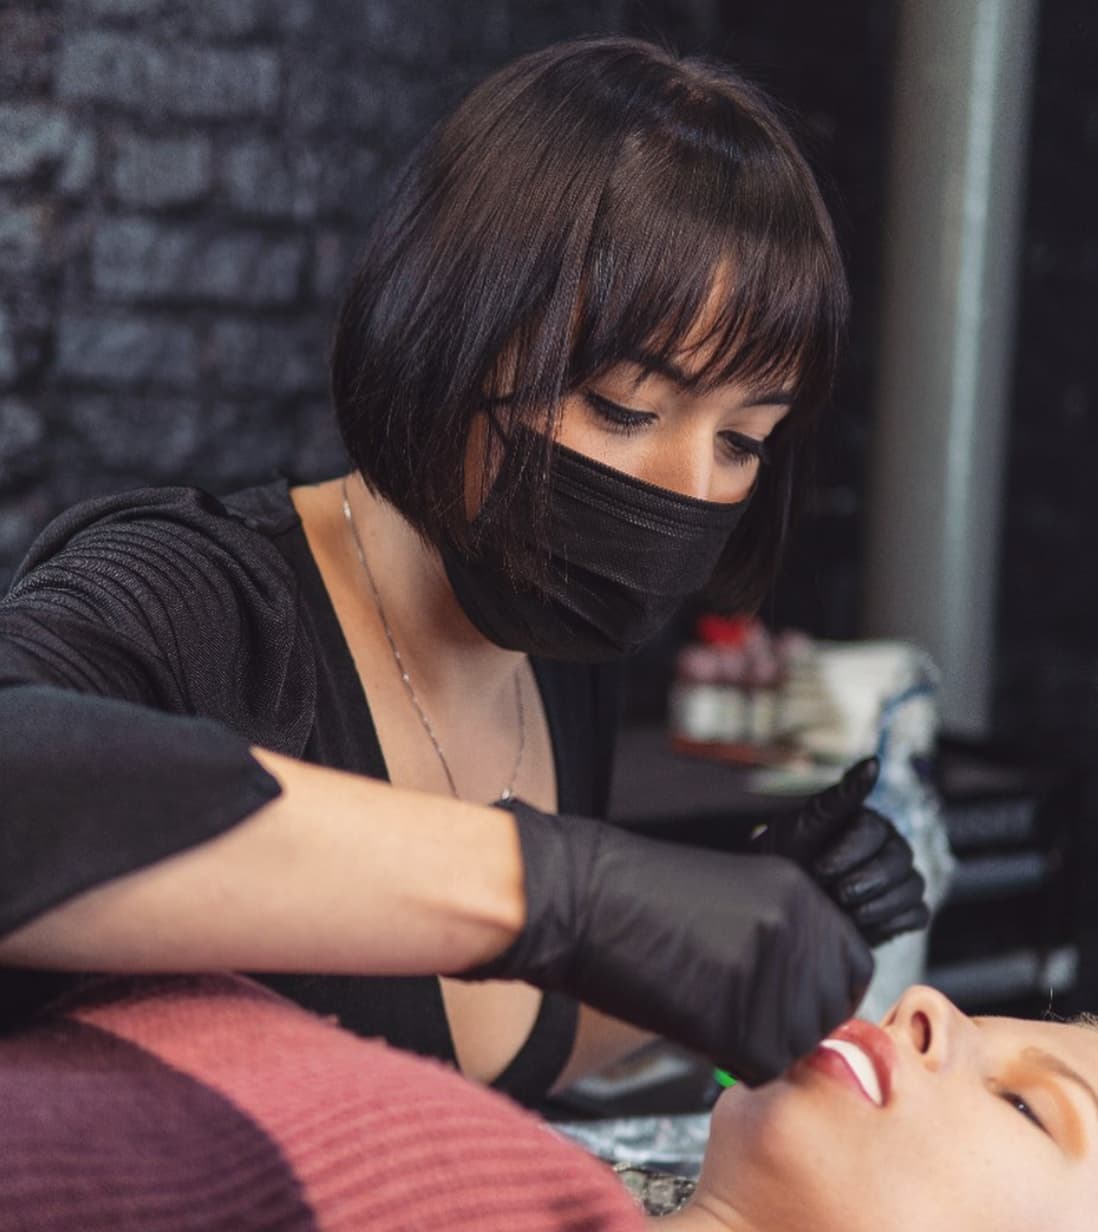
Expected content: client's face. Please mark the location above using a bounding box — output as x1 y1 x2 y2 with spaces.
699 985 1098 1232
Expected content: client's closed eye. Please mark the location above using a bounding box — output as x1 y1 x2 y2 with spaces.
1000 1090 1049 1136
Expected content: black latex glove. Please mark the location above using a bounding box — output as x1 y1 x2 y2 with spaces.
749 757 930 948
460 798 874 1086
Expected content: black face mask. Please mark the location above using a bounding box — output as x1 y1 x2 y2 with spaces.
441 439 748 661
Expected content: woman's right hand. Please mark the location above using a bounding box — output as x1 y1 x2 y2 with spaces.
459 799 874 1086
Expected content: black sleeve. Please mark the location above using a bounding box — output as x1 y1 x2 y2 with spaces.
0 685 281 938
0 486 315 938
0 485 316 751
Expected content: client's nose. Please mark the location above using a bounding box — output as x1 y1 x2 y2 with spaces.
881 984 966 1072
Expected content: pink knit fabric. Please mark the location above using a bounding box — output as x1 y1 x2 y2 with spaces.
70 975 645 1232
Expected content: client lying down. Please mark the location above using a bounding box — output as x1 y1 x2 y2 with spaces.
3 977 1092 1231
674 982 1098 1231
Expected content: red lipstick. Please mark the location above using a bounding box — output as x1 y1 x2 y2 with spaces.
799 1019 895 1107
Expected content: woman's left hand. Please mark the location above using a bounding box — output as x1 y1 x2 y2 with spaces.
748 757 930 947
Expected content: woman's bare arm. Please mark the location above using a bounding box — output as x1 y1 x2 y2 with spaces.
0 748 524 976
552 1005 657 1092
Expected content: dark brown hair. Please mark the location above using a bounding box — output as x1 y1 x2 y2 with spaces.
331 36 848 611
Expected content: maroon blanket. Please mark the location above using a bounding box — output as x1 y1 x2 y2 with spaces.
0 974 644 1232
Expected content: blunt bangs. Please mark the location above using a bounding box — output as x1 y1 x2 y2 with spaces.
331 37 848 608
572 75 846 421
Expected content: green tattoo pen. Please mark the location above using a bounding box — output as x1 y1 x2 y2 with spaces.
713 1068 738 1088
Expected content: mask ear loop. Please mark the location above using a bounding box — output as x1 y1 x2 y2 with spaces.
481 398 514 455
478 401 557 511
461 402 544 588
459 398 512 548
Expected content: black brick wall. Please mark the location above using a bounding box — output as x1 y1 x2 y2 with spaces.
0 0 631 580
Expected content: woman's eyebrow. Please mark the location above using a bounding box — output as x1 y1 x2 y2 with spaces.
1021 1046 1098 1118
623 350 796 406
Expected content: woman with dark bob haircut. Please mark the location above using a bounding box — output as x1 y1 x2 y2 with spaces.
0 37 927 1105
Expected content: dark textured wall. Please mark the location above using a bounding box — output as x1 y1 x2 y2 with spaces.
993 2 1098 762
0 0 632 586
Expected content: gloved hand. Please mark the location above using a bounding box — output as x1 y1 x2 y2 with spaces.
459 798 874 1086
749 757 930 947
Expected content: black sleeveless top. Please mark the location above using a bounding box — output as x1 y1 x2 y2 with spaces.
0 479 623 1105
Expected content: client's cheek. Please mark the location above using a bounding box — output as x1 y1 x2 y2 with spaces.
706 1080 821 1185
706 1081 754 1145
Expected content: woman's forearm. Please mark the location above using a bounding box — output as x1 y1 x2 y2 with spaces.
0 748 525 975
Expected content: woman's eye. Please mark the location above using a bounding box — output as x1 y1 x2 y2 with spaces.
1001 1091 1048 1134
719 431 769 470
583 391 656 434
581 392 772 467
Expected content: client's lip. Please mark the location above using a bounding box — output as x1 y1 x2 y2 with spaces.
801 1020 895 1107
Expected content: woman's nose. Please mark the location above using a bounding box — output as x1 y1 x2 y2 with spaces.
881 984 969 1072
643 439 716 502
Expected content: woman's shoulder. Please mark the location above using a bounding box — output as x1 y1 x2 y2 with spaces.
12 477 301 585
4 477 318 755
220 476 303 538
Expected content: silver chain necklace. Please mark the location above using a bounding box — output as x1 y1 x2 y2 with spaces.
341 475 526 802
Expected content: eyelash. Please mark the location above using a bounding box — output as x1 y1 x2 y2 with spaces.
583 391 653 435
1001 1090 1048 1135
582 392 768 469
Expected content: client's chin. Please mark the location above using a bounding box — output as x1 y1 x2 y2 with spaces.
696 1069 871 1232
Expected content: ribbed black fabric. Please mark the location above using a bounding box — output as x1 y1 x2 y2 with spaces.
0 484 316 755
0 479 621 1105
